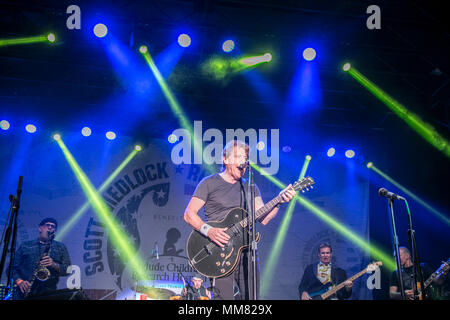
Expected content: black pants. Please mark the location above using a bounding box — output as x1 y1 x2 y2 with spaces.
210 248 260 300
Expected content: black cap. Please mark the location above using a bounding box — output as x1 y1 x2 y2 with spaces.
39 218 58 228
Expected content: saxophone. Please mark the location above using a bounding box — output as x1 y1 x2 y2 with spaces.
25 232 55 297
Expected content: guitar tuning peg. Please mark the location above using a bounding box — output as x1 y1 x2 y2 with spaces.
306 188 309 191
310 186 314 189
301 190 305 193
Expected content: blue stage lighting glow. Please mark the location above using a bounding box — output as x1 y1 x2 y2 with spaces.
25 124 37 133
178 34 191 47
327 147 336 157
0 120 10 130
106 131 116 140
94 23 108 38
81 127 92 137
303 48 316 61
222 40 235 53
282 146 292 153
345 149 355 158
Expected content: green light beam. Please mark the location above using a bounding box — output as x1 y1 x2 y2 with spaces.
251 162 397 272
345 65 450 158
55 138 149 280
368 163 450 226
0 34 55 47
56 148 139 241
202 53 273 80
260 156 311 297
295 195 396 271
140 49 214 174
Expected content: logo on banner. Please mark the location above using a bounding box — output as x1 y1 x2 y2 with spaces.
82 160 206 299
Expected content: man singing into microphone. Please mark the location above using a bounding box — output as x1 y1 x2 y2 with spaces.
12 218 71 299
184 140 296 300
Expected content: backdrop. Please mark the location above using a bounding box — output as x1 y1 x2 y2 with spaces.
0 134 372 300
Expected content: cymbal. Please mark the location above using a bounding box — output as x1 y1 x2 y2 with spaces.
134 286 175 300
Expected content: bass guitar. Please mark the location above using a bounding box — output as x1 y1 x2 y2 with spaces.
308 261 382 300
186 176 315 278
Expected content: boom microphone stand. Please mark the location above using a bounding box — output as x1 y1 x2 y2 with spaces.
386 197 406 300
404 201 424 300
246 164 257 300
0 176 23 299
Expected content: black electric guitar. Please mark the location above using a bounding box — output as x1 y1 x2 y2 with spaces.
186 177 315 278
307 261 382 300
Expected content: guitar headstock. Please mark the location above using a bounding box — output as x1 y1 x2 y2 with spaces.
292 176 315 193
367 261 382 273
438 258 450 274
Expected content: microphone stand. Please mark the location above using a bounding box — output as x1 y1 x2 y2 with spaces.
178 272 194 300
246 165 257 300
387 198 406 300
0 176 23 300
404 201 424 300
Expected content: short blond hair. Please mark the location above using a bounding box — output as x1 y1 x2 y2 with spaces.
222 140 249 164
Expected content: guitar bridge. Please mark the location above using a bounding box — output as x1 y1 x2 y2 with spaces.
191 243 214 265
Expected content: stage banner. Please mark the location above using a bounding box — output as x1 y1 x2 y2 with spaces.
0 137 371 300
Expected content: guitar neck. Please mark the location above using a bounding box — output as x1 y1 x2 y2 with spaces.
321 268 368 300
239 195 283 228
423 274 435 289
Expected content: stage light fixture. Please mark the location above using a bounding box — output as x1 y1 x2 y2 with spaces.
139 45 148 54
327 148 336 157
256 141 265 151
135 145 142 151
106 131 116 140
25 124 36 133
168 134 178 144
343 63 351 71
94 23 108 38
53 133 61 141
222 40 235 53
345 149 355 158
81 127 92 137
178 34 191 47
303 48 316 61
0 120 10 130
47 33 56 43
263 53 272 62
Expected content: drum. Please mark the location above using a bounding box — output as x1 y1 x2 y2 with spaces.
170 295 184 300
197 296 209 300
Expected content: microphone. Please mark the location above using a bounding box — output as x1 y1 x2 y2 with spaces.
238 161 249 170
47 230 55 242
17 176 23 196
378 188 405 201
155 242 159 259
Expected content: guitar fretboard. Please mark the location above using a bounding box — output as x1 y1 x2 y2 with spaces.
239 195 284 228
321 267 369 300
424 260 449 289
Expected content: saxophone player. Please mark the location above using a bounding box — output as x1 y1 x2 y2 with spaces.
12 218 71 299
